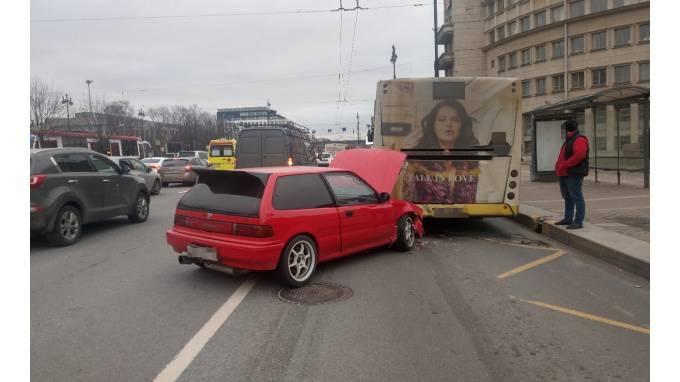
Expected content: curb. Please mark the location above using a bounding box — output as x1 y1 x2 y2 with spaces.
513 205 650 280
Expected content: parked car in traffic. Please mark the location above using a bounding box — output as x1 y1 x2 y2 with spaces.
177 150 208 160
157 157 210 186
31 148 150 246
235 127 316 168
316 152 334 167
118 158 162 195
166 149 424 286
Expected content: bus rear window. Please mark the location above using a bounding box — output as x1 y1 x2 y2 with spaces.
210 145 234 157
178 171 270 217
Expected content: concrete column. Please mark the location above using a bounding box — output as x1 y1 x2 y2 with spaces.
606 104 616 153
583 108 595 142
630 103 640 144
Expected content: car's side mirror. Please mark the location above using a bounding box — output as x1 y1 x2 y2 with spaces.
379 192 390 203
120 164 130 174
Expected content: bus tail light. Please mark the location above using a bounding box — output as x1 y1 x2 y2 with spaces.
30 175 47 189
508 181 517 189
507 192 516 200
287 157 293 166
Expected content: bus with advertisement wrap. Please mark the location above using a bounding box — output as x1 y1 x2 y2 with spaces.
373 77 521 218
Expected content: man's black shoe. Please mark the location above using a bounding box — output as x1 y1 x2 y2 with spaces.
567 223 583 229
555 219 571 225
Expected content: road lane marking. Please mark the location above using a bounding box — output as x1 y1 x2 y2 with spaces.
516 297 650 335
497 250 565 279
178 190 188 194
592 206 650 211
524 195 649 203
153 277 257 382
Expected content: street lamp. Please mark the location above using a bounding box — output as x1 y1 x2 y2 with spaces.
390 45 398 79
138 108 145 140
61 94 73 129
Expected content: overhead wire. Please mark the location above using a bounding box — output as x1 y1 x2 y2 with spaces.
337 6 360 128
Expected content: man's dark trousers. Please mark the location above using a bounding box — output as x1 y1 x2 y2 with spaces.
558 176 585 225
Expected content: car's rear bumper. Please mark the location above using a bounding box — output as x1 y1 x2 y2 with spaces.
166 227 284 271
30 205 49 233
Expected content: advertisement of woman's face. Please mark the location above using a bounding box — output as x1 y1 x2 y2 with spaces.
434 105 462 147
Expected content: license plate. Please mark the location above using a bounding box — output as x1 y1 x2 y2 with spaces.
187 244 218 261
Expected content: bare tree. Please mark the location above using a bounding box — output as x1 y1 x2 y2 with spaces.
30 78 64 144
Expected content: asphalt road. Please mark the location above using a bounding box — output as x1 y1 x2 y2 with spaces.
31 186 650 382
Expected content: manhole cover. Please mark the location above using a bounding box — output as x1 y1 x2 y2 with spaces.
276 282 353 305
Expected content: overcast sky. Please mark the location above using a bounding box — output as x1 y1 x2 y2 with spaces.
31 0 440 139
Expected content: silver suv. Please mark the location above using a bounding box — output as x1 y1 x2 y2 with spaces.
30 148 150 246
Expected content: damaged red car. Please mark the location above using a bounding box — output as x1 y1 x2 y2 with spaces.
166 149 423 286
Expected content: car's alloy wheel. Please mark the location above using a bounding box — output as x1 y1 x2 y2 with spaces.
128 193 150 223
151 179 161 195
394 214 417 251
277 235 317 287
46 205 81 246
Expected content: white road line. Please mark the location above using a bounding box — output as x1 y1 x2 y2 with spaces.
178 190 188 194
524 195 649 203
592 206 650 211
153 277 257 382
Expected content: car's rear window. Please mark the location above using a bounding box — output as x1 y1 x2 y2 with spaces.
178 151 195 157
142 158 161 163
162 159 189 167
178 170 270 217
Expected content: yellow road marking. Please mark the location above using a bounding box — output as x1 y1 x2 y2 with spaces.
517 298 650 335
497 250 565 279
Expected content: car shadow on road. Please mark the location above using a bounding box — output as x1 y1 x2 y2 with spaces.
423 217 513 239
30 217 133 252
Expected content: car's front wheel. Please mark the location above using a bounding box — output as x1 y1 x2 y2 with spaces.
46 205 82 246
128 192 150 223
393 214 417 251
277 235 317 287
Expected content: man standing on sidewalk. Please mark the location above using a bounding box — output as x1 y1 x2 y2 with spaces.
554 119 590 229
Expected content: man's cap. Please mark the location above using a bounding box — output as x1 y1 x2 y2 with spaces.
562 119 578 132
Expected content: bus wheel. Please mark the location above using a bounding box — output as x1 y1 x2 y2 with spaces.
394 215 417 252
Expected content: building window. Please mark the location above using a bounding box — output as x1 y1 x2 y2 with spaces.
536 77 546 95
498 56 506 72
614 26 632 46
507 21 517 36
509 52 518 69
535 11 546 27
551 5 564 23
569 0 585 17
592 67 607 87
491 59 495 68
639 62 650 82
571 71 585 89
552 74 565 92
487 2 496 17
507 0 518 7
489 31 496 44
617 105 631 149
591 0 608 12
521 49 531 66
552 40 565 58
570 36 585 54
613 0 629 8
497 0 505 13
535 45 546 62
521 16 531 32
639 23 650 42
615 64 631 84
522 80 532 97
497 26 506 40
591 31 607 50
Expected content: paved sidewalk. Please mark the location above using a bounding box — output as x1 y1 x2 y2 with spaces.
516 164 650 278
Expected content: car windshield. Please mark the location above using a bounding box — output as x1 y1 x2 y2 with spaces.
142 158 161 163
210 145 234 157
162 159 189 167
178 151 195 157
322 153 332 159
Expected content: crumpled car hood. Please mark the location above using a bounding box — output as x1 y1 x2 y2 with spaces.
330 149 406 194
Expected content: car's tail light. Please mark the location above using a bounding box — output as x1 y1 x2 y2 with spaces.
233 223 273 238
287 157 293 166
30 203 42 212
184 165 192 172
30 174 47 189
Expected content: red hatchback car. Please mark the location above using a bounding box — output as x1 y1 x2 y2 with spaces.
166 149 424 286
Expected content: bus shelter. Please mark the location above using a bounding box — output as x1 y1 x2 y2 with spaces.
529 86 650 188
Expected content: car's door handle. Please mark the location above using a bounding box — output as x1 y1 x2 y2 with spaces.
345 210 354 217
102 179 111 183
67 179 78 184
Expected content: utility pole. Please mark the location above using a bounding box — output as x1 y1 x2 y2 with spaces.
356 112 360 145
390 45 398 79
138 108 145 141
61 94 73 129
433 0 439 77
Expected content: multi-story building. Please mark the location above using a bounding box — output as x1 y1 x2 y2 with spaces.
437 0 650 157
